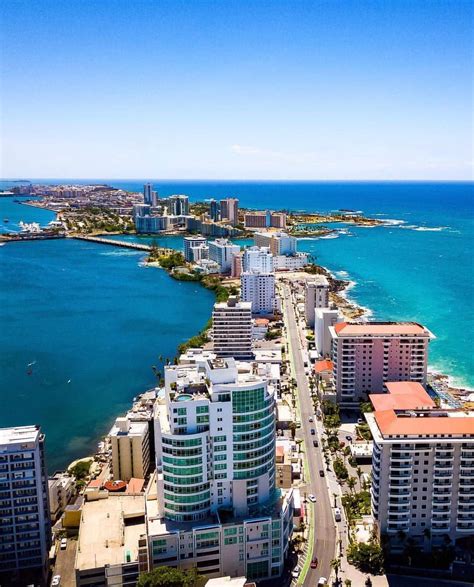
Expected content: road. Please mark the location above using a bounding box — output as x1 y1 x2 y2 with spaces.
281 283 336 585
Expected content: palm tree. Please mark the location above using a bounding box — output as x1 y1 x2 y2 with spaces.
344 580 352 587
330 558 341 582
355 466 363 486
288 422 297 440
347 477 357 494
333 493 338 508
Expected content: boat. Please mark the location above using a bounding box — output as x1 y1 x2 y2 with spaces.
3 218 9 223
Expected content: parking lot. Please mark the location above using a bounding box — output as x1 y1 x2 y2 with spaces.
51 537 77 587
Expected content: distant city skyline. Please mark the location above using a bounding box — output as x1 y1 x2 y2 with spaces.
1 0 472 180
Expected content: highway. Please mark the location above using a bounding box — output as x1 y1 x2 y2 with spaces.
281 282 337 585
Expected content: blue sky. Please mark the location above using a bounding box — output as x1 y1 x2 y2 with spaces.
1 0 472 180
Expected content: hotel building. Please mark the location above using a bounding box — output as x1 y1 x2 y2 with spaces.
242 246 274 273
241 272 276 316
305 276 330 328
184 236 208 262
367 381 474 548
254 232 297 256
147 356 293 581
244 211 286 230
330 322 434 406
212 298 253 359
208 239 240 273
0 426 51 584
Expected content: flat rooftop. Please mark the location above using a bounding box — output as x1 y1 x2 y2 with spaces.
334 321 433 337
370 382 436 411
75 494 146 571
0 425 40 447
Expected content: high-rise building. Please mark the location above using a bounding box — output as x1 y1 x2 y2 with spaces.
329 322 435 406
212 297 253 359
109 416 151 482
242 246 274 273
168 194 189 216
184 236 207 262
244 211 287 230
367 381 474 548
143 183 154 205
231 251 244 278
209 199 220 221
315 307 342 357
220 198 239 226
208 239 240 273
135 214 169 233
254 232 297 256
305 276 330 327
148 356 293 580
241 272 276 315
0 426 51 584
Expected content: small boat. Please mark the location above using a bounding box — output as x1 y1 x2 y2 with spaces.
3 218 9 223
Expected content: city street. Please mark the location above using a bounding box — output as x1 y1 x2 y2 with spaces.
281 283 336 585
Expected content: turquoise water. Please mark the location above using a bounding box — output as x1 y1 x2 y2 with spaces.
0 211 214 471
1 181 473 470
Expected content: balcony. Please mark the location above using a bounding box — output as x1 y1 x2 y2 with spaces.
432 523 451 533
460 469 474 479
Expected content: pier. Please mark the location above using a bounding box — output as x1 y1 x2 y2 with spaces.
71 235 174 255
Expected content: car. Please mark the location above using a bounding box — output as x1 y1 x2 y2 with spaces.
60 538 67 550
310 557 318 568
51 576 61 587
334 507 342 521
310 428 316 435
291 565 301 578
345 435 352 442
313 439 318 447
308 494 316 502
318 578 328 586
308 416 313 422
319 469 325 477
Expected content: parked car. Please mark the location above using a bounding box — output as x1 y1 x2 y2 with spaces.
51 576 61 587
319 469 325 477
308 494 316 503
318 577 328 586
60 538 67 550
334 507 342 521
308 416 313 422
310 428 316 435
291 565 301 578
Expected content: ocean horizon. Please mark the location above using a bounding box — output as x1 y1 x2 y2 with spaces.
1 180 473 470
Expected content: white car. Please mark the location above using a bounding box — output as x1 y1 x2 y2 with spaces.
291 565 301 578
318 578 328 586
308 494 316 503
51 576 61 586
60 537 67 550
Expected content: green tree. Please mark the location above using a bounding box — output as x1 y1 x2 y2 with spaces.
69 460 92 480
347 476 357 494
333 458 349 481
137 566 205 587
347 540 385 575
330 558 341 581
288 421 297 440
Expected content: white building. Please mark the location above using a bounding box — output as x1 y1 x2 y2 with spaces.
367 381 474 548
184 236 207 262
212 297 253 359
330 322 435 406
254 232 297 256
48 472 75 522
305 276 329 327
0 426 51 584
315 307 342 357
209 239 240 273
241 272 276 315
135 214 169 233
273 253 308 271
242 246 274 273
148 356 293 581
109 416 151 482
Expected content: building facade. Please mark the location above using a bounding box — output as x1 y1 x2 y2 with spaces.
209 199 220 221
242 246 274 273
184 236 208 262
330 322 435 406
314 307 341 357
244 211 286 230
220 198 239 226
208 239 240 273
241 272 276 315
305 276 330 327
366 382 474 548
254 232 297 256
0 426 51 584
212 298 253 359
109 416 151 482
168 195 189 216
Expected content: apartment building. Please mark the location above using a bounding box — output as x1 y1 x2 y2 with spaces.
48 472 75 522
330 322 434 405
220 198 239 226
109 416 151 482
366 381 474 548
184 236 207 262
254 232 297 256
241 272 276 315
208 239 240 273
168 194 189 216
0 426 51 584
147 356 293 581
212 298 253 359
244 211 286 229
305 276 330 327
242 246 274 273
315 308 342 357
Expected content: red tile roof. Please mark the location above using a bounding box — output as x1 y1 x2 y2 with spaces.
314 359 334 374
334 322 430 336
369 382 435 412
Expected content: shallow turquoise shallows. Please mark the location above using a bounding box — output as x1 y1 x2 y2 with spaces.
0 181 473 471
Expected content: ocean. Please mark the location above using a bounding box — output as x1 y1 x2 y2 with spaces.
1 181 473 469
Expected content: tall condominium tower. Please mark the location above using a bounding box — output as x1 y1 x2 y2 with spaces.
149 355 293 580
209 199 220 221
0 426 51 585
220 198 239 226
305 276 330 328
329 322 435 406
242 246 274 273
366 382 474 548
241 272 276 315
212 297 253 359
168 195 189 216
208 239 240 273
143 183 156 206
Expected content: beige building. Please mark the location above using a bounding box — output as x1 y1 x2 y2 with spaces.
305 276 329 327
330 321 434 406
212 297 253 359
367 381 474 549
109 416 150 482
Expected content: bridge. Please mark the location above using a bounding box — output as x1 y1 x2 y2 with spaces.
71 235 174 255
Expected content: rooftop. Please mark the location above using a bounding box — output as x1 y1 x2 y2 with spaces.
369 381 436 411
333 321 433 337
314 359 334 374
0 425 41 448
75 494 146 571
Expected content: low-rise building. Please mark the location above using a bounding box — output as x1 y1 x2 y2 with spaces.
48 472 76 522
273 253 308 271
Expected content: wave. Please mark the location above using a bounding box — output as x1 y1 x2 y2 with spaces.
400 225 448 232
319 234 339 240
99 250 144 257
381 218 406 226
